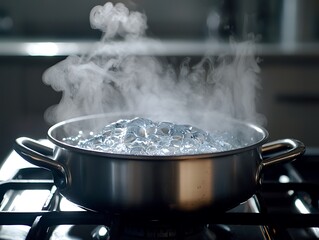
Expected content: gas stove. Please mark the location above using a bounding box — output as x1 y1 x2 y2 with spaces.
0 145 319 240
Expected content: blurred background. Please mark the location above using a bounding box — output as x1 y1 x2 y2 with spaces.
0 0 318 161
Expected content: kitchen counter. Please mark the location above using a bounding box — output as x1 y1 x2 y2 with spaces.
0 38 319 57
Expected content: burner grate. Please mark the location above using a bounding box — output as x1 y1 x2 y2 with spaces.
0 164 319 239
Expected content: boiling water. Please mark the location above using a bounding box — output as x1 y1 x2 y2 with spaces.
63 117 242 155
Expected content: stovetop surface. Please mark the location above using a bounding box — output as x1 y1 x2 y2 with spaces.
0 147 319 239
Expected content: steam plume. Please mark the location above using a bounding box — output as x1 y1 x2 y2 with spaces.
43 2 264 129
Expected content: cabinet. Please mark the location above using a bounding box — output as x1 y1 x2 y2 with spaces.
260 56 319 146
0 57 62 161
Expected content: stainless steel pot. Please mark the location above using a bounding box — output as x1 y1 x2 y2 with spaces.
13 113 305 216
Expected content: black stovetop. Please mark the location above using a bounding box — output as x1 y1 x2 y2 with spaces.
0 148 319 240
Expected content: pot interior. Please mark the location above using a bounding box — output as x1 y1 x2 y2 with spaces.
48 112 268 157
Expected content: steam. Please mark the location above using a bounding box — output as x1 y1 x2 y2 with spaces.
43 2 264 130
89 2 147 39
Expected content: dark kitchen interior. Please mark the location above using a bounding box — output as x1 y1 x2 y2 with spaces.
0 0 319 161
0 1 319 239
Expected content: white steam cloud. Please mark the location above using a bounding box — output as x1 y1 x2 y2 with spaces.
90 2 147 39
43 2 264 130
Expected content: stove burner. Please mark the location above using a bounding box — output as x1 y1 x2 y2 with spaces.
1 149 319 239
108 220 216 240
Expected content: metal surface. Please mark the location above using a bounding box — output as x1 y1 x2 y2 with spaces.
0 39 319 57
13 114 305 215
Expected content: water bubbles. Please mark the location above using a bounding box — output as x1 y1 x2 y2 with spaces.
64 117 240 156
62 130 85 146
156 122 173 136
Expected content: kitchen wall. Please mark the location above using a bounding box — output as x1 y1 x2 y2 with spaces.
0 0 318 162
2 0 317 41
0 0 222 39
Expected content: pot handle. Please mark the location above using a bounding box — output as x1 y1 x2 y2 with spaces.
13 137 68 189
260 138 305 168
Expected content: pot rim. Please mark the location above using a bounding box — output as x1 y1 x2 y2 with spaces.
47 113 269 160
